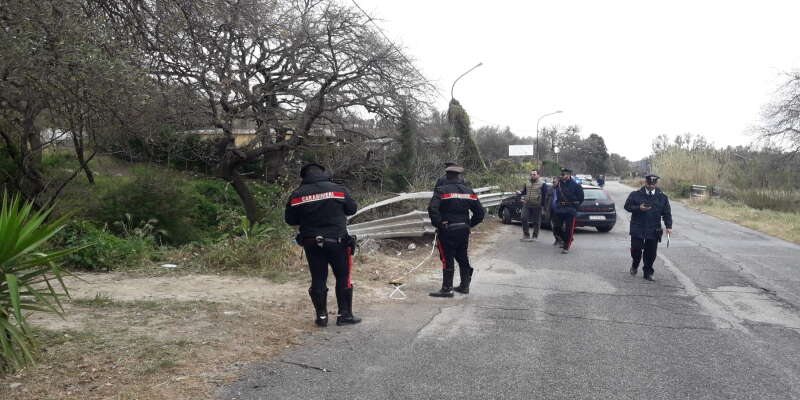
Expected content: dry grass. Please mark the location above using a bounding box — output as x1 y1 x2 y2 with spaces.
682 198 800 244
0 226 477 399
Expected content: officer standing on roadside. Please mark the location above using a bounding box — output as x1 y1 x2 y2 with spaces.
551 168 584 254
624 174 673 281
428 165 485 297
284 163 361 327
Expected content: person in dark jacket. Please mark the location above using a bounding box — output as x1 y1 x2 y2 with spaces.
427 165 485 297
596 175 606 188
285 163 361 327
544 177 562 247
551 168 584 254
624 174 673 281
516 169 547 241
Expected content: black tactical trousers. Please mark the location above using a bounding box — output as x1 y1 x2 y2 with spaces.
552 212 577 249
631 237 659 276
436 227 471 289
303 241 352 296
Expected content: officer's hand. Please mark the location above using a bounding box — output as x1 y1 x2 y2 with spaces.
639 204 651 211
666 228 672 235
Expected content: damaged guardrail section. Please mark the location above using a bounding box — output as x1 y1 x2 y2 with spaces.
348 187 513 240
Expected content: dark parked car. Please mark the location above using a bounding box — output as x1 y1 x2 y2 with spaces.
498 184 616 232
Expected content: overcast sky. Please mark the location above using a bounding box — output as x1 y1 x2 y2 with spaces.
354 0 800 160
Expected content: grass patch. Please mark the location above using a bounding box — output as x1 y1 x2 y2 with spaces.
682 198 800 244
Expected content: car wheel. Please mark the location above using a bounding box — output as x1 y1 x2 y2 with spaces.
501 208 512 224
596 225 613 233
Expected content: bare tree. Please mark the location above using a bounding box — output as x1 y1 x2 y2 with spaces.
762 71 800 156
99 0 431 223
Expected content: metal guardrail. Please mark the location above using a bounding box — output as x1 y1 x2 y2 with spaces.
347 187 511 240
691 184 721 199
691 185 707 199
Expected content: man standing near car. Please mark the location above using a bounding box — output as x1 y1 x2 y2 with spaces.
428 165 485 297
516 169 546 241
551 168 584 254
285 163 361 327
624 174 673 281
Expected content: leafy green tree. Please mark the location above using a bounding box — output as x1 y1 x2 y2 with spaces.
388 107 418 191
447 99 486 172
608 153 632 177
583 133 610 176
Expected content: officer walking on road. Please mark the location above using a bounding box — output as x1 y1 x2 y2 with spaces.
550 168 584 254
624 174 673 281
516 169 546 242
284 163 361 326
428 165 485 297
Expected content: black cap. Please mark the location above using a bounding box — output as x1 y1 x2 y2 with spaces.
645 174 660 184
560 168 573 174
300 163 326 178
444 162 458 168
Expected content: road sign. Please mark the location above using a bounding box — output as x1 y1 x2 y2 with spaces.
508 145 533 156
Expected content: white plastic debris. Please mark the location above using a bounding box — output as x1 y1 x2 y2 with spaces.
160 263 178 269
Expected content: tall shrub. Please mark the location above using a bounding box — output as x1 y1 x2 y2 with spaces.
0 192 80 371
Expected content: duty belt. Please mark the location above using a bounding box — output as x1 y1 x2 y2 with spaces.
444 222 470 231
302 236 343 247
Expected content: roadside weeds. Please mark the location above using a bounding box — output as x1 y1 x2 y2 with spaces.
0 219 500 399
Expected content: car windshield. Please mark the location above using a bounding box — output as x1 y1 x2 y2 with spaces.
583 189 608 200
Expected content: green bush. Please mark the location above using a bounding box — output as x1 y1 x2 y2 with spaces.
54 220 155 271
187 227 298 281
92 168 207 244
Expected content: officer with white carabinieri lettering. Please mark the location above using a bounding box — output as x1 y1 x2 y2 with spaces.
427 164 485 297
285 163 361 327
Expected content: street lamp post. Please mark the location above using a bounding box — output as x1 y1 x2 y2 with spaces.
535 110 562 163
450 62 483 99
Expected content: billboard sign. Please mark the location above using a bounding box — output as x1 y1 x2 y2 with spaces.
508 145 534 156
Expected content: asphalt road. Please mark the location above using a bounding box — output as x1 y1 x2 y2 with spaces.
221 181 800 400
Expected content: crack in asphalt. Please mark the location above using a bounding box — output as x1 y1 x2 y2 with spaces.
481 282 690 298
279 360 332 373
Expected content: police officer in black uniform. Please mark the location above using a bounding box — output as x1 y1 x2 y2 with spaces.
624 174 673 281
550 168 584 254
284 163 361 326
427 165 485 297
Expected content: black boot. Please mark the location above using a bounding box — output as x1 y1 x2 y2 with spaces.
430 269 455 297
336 287 362 326
308 288 328 327
454 267 472 294
630 261 639 276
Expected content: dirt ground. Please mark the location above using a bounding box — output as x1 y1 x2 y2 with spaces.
0 219 501 399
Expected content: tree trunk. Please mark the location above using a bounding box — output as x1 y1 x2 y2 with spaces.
71 126 95 184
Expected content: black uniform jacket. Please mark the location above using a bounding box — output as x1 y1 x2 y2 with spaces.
284 172 358 238
553 178 584 216
624 187 673 240
434 176 470 189
428 178 485 229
